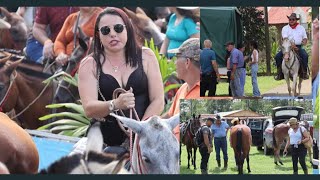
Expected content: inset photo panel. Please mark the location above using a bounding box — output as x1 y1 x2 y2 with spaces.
200 7 318 98
179 98 314 174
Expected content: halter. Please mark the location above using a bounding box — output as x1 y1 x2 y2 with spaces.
0 71 17 112
111 88 148 174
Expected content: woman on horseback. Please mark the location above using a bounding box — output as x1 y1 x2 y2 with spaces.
78 7 164 155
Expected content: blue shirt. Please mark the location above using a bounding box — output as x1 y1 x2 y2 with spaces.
230 48 244 69
200 48 216 74
166 14 199 58
211 121 229 138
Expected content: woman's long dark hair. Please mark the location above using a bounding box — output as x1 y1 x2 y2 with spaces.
93 7 142 75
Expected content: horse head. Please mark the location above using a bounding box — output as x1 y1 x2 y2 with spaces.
110 113 180 174
0 7 28 50
39 122 129 174
190 114 201 134
281 38 295 62
123 7 165 47
0 55 22 112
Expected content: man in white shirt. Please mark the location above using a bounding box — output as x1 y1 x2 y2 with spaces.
274 13 309 80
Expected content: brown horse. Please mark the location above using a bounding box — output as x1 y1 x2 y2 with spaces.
273 121 313 165
123 7 165 48
0 54 56 129
0 112 39 173
230 124 252 174
0 7 28 51
180 114 201 169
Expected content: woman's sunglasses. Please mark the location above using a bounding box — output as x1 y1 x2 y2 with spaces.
99 24 126 36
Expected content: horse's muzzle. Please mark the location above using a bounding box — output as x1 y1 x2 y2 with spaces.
284 53 289 62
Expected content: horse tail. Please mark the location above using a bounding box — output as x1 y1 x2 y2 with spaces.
236 128 243 153
272 126 277 148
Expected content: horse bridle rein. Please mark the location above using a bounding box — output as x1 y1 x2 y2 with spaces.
0 71 17 112
96 70 148 174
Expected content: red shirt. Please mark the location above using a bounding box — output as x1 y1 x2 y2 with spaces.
35 7 79 42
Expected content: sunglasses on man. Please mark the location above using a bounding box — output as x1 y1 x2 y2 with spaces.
99 24 126 35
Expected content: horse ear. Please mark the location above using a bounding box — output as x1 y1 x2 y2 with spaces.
123 7 138 21
86 121 104 153
192 114 195 119
136 7 147 16
164 113 180 131
198 115 201 119
5 58 22 74
110 113 143 134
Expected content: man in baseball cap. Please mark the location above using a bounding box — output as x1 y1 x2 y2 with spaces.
162 38 201 140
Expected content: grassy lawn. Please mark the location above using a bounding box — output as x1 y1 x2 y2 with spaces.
180 140 313 174
215 76 286 96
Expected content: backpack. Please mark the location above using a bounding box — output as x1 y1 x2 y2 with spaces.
194 126 205 147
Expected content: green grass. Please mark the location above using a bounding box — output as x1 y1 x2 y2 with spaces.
180 140 313 174
215 76 286 96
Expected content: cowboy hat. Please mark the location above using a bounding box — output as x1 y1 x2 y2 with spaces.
231 118 239 124
287 13 300 20
177 7 199 10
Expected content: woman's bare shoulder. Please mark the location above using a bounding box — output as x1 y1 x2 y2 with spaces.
79 55 96 70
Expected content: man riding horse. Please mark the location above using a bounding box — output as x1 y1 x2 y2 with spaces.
274 13 309 80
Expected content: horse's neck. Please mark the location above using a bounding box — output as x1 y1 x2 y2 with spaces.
0 29 14 49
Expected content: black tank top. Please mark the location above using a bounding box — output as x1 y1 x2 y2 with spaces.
94 63 150 146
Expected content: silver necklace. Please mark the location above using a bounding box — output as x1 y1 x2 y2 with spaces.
106 58 126 73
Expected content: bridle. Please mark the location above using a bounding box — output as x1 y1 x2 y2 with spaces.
104 87 148 174
0 71 17 112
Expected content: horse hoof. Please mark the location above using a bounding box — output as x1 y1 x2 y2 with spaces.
248 170 251 173
279 162 283 165
274 162 278 165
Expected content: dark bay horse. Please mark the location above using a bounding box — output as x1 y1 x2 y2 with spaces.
0 54 56 129
230 124 252 174
0 7 28 51
273 121 313 165
0 112 39 173
180 114 201 169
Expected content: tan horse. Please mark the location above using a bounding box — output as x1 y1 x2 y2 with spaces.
230 124 252 174
0 112 39 173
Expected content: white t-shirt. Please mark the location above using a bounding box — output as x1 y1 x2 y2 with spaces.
281 24 307 45
251 49 258 63
288 126 307 145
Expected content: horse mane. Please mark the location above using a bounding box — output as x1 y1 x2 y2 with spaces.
39 151 128 174
16 66 52 80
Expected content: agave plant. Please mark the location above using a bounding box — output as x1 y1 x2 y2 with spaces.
38 103 90 137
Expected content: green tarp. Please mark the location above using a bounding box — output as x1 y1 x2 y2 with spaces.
200 7 243 67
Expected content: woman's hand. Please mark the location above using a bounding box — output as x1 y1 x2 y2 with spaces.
114 92 135 110
55 53 69 66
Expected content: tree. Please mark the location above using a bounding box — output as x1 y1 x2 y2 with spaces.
238 7 265 53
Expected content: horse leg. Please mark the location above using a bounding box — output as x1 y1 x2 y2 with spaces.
298 77 303 96
308 147 312 165
179 143 181 165
247 154 251 173
284 74 291 96
187 147 190 169
292 74 298 97
193 147 197 170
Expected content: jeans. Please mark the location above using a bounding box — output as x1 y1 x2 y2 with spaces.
230 68 242 97
199 146 210 170
239 68 246 96
227 70 232 96
214 137 228 161
291 144 307 174
275 46 308 71
200 74 217 97
26 37 43 63
251 63 260 96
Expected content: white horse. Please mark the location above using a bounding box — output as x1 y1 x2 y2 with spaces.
39 114 180 174
110 113 180 174
281 38 303 96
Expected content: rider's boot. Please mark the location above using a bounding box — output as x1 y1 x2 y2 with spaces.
274 66 284 80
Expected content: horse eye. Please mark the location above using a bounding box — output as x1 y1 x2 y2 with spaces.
142 156 151 163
